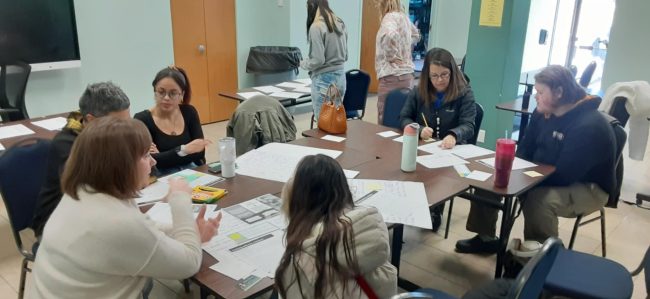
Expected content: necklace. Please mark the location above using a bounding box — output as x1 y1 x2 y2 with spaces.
153 109 182 136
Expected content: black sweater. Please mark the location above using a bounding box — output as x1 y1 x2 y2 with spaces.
134 104 205 171
399 87 477 143
32 128 77 237
516 97 616 194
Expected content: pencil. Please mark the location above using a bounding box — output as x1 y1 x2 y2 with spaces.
421 113 429 127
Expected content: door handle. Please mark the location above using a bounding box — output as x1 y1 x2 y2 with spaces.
198 44 206 54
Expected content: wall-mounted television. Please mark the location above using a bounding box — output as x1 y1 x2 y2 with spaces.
0 0 81 71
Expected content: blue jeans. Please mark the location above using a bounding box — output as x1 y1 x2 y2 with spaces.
311 70 346 121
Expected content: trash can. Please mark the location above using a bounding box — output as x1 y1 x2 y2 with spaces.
246 46 302 86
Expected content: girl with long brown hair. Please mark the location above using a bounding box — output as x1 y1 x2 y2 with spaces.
274 154 397 298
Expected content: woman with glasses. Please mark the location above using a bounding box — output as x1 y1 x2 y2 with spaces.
135 66 210 176
399 48 477 232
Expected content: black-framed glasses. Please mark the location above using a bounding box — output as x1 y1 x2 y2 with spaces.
154 90 182 100
429 72 450 81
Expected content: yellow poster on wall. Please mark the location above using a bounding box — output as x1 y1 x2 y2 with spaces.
479 0 504 27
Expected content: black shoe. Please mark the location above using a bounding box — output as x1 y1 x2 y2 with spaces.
431 213 442 233
455 235 499 254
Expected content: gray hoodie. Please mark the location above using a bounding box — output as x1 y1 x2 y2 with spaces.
301 16 348 76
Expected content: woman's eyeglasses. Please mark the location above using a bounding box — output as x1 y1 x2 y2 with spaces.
154 90 182 100
429 72 450 81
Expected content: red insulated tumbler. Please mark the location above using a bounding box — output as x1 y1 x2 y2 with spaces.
494 138 516 188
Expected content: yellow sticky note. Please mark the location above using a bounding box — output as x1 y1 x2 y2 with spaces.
366 183 383 191
524 171 543 178
423 138 435 143
479 0 504 27
229 233 242 241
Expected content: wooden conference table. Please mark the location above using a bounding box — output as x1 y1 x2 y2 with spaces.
0 112 68 150
219 80 311 108
302 120 555 280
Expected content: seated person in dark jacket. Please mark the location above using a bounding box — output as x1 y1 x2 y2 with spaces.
32 82 131 238
134 66 209 176
399 47 477 232
456 65 616 253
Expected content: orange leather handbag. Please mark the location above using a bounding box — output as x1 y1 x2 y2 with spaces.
317 84 347 134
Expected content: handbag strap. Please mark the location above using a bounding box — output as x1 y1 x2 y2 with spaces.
355 275 378 299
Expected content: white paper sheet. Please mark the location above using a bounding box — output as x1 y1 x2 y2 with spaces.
252 86 285 94
321 135 346 142
0 124 35 140
0 143 4 151
137 181 169 205
377 131 400 138
158 169 224 188
31 117 67 131
292 86 312 93
235 143 342 183
145 202 219 226
343 169 360 178
392 136 404 143
293 78 312 85
348 179 432 229
276 82 306 89
417 141 494 159
209 250 257 280
453 164 471 177
229 232 285 278
477 157 538 170
269 91 305 99
416 152 469 169
237 91 264 99
466 170 492 181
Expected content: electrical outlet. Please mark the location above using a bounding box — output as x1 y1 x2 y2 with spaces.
477 130 486 143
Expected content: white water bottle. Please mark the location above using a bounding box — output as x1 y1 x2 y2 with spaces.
401 123 419 172
219 137 236 178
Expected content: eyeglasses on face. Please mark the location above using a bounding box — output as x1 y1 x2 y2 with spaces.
429 72 450 81
154 90 182 100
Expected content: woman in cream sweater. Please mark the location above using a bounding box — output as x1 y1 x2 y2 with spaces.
30 117 221 299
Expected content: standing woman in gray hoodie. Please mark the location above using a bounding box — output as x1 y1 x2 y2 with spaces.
301 0 348 121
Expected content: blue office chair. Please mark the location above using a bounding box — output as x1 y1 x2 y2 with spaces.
382 88 410 129
343 69 371 119
579 61 597 88
0 138 51 299
393 238 563 299
544 246 634 299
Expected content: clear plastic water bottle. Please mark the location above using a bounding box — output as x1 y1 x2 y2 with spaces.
401 123 420 172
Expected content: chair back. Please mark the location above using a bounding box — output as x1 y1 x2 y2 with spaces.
343 69 371 119
227 95 296 156
469 102 484 145
382 88 410 129
509 238 562 299
609 96 630 127
569 65 578 77
599 112 627 207
0 62 31 122
579 61 597 88
0 138 51 257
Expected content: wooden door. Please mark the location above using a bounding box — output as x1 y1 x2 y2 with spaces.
360 0 381 93
204 0 238 121
170 0 238 123
169 0 211 123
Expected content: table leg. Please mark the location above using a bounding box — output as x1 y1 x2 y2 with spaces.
391 224 404 271
495 196 515 278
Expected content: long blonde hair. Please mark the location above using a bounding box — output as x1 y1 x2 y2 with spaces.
376 0 403 17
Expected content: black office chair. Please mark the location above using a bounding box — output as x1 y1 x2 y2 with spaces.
578 61 597 88
566 114 626 257
342 69 371 119
382 88 410 129
0 62 31 122
0 138 51 299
